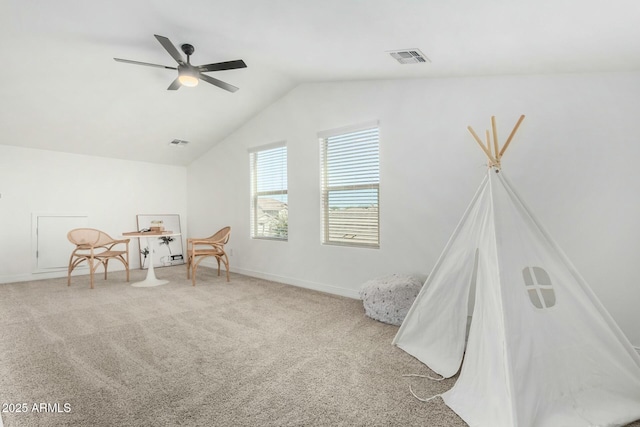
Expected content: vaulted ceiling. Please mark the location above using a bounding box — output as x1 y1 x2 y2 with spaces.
1 0 639 165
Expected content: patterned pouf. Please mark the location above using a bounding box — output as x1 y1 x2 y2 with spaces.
359 274 424 326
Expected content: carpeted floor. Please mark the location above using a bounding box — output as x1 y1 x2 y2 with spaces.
0 266 464 427
1 267 639 427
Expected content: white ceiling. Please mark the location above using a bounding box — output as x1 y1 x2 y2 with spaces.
1 0 639 166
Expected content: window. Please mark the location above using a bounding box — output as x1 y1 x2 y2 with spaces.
250 143 288 240
319 123 380 248
522 266 556 309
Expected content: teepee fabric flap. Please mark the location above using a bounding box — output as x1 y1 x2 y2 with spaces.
393 176 490 377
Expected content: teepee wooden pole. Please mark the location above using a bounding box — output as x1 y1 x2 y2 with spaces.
491 116 500 159
485 130 491 155
468 125 497 164
486 130 498 167
499 114 525 157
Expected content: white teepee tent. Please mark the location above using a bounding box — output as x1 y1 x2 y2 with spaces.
393 116 640 427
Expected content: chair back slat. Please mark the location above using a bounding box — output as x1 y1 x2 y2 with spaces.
209 226 231 244
68 228 100 246
67 228 115 247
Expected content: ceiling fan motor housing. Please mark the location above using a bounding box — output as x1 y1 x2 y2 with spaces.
181 44 195 57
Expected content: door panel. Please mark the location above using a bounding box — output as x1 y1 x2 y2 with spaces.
34 214 88 271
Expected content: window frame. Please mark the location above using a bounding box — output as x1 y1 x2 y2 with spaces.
318 121 380 249
249 142 288 241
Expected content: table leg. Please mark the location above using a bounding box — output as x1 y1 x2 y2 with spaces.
131 236 169 287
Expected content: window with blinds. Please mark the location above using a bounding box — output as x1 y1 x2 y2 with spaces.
249 143 288 240
319 124 380 248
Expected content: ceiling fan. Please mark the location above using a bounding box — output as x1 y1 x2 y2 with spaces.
114 34 247 92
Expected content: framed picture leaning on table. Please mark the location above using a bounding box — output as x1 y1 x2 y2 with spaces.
136 214 184 269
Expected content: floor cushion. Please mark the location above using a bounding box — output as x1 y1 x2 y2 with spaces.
359 274 423 326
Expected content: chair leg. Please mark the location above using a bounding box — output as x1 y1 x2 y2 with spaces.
222 254 230 282
190 255 230 285
125 257 129 282
192 259 199 287
124 247 130 282
67 254 75 286
88 258 95 289
110 255 129 283
68 256 87 286
192 256 208 286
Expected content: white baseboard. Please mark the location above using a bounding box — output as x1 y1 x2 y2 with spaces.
1 270 68 284
200 261 360 299
1 266 115 285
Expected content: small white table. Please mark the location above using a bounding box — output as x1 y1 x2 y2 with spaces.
123 231 181 287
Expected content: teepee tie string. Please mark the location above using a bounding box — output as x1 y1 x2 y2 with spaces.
402 373 446 402
408 386 443 403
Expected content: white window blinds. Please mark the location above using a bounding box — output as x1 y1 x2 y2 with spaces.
250 143 288 240
319 125 380 248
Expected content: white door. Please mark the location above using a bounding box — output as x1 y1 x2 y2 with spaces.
34 214 88 271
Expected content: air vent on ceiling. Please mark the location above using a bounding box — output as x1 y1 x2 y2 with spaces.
388 49 430 65
169 139 189 148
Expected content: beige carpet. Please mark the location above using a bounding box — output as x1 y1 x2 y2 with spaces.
1 267 639 427
0 266 462 426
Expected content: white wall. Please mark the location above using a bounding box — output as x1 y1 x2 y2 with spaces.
187 71 640 347
0 145 187 282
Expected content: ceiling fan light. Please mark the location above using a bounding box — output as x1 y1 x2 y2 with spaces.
178 74 199 87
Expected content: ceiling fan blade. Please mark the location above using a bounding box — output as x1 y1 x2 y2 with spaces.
199 74 239 93
167 77 181 91
197 59 247 73
154 34 185 65
114 58 177 70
